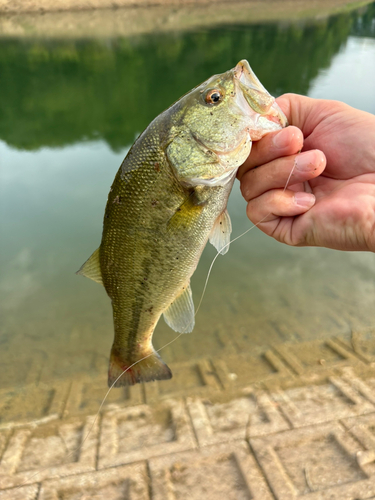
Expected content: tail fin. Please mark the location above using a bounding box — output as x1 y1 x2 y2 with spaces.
108 346 172 387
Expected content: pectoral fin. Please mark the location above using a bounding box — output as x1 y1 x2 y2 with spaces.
76 247 103 285
167 190 205 233
163 283 195 333
209 209 232 255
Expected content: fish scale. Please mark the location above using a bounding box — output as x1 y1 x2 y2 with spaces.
77 60 287 386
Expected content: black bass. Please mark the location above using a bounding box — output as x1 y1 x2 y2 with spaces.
77 60 287 386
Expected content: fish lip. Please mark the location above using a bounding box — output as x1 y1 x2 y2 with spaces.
233 59 288 128
272 101 289 128
234 59 267 94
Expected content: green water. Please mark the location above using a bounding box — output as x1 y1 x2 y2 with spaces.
1 3 375 394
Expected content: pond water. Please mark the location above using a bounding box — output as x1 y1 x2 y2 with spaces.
1 3 375 400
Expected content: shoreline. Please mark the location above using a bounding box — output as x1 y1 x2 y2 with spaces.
0 0 372 39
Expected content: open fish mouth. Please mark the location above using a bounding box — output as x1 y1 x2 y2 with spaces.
234 59 288 130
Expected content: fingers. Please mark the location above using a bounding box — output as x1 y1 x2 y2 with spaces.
243 148 326 245
237 125 303 179
240 149 326 202
237 95 320 180
245 188 316 245
246 189 316 226
237 93 330 245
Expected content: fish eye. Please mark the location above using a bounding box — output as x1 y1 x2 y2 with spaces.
205 89 223 105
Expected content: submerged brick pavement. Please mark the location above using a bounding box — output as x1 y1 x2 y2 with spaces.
2 333 375 498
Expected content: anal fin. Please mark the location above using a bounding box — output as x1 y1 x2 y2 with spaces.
163 283 195 333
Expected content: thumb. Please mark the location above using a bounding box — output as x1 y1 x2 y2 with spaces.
276 93 322 138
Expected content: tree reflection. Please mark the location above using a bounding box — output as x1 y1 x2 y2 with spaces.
0 2 373 151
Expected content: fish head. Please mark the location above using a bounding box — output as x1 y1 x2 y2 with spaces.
169 59 287 185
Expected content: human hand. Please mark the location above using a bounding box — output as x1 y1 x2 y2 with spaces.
238 93 375 252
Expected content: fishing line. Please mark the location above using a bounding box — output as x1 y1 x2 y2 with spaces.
16 159 298 492
195 158 298 315
195 213 272 316
15 332 183 491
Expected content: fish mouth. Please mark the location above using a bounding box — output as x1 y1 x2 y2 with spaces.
234 59 288 129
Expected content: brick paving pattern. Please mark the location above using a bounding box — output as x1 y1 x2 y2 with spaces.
2 334 375 498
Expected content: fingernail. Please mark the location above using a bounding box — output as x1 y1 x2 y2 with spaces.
272 129 291 149
294 192 315 208
295 151 316 171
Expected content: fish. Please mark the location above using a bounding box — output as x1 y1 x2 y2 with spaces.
77 60 287 387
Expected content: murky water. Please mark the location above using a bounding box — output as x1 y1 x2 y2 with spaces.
1 3 375 397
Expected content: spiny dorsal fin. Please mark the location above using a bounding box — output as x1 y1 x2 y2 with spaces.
163 282 195 333
209 209 232 255
76 247 103 285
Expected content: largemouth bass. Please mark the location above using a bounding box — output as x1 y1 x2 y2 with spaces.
77 60 287 386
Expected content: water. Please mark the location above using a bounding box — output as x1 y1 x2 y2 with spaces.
1 3 375 397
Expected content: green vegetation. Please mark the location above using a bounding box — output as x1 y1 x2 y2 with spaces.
350 1 375 35
0 3 373 151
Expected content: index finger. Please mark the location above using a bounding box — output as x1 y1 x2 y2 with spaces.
237 125 303 180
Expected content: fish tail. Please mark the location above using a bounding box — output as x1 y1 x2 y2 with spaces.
108 345 172 387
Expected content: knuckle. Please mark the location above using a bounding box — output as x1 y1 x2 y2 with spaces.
245 199 257 221
268 189 281 204
239 179 247 198
240 174 254 201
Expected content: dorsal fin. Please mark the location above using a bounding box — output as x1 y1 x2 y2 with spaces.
76 247 103 285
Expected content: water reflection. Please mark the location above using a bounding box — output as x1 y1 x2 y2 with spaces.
309 36 375 112
0 3 374 152
1 3 375 394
